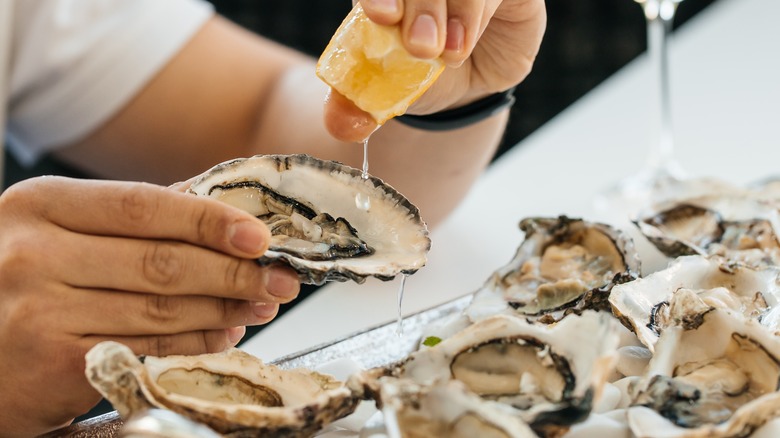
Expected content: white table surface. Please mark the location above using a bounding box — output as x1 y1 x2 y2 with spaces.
242 0 780 362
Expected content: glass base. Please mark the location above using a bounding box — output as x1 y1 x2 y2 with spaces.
593 161 687 223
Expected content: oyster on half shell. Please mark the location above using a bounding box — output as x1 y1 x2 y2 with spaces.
85 341 360 438
187 154 430 284
467 217 640 324
350 312 620 437
375 379 537 438
609 255 780 350
627 304 780 437
634 194 780 268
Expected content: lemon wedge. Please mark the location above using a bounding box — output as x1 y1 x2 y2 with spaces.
316 4 445 124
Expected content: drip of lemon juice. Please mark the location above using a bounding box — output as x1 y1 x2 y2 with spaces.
395 273 407 337
355 192 371 211
361 136 370 179
355 135 372 211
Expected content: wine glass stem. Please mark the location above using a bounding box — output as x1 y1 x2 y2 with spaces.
643 1 677 171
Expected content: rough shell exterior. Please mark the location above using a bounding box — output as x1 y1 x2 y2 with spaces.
350 312 620 437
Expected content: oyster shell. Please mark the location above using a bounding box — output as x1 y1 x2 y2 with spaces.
634 194 780 267
609 255 780 350
636 176 746 209
467 216 640 324
627 304 780 437
750 176 780 204
85 341 360 437
187 154 430 284
351 312 620 437
375 379 537 438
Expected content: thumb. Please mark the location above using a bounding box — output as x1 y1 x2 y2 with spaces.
323 88 378 143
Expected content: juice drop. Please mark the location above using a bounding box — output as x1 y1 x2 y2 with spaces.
361 136 370 179
355 192 371 210
355 134 372 210
395 274 407 337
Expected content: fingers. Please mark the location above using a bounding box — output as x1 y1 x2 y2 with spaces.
361 0 485 65
401 0 447 59
85 327 247 358
0 177 293 435
59 233 300 302
360 0 404 25
323 88 378 142
355 0 545 115
440 0 484 66
20 176 272 258
63 288 281 336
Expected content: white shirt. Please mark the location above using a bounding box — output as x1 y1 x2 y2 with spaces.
1 0 214 169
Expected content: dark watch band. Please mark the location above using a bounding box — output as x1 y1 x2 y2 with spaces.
395 87 516 131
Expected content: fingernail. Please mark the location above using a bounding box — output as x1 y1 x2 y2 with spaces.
409 14 439 51
229 220 267 255
366 0 397 14
445 18 465 53
251 302 279 319
265 267 300 299
227 326 246 345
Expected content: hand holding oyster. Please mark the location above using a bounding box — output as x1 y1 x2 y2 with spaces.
187 154 430 285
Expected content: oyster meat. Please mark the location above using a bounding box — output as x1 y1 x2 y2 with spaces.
375 379 537 438
187 154 430 284
85 341 360 437
351 312 620 437
467 216 640 324
627 303 780 437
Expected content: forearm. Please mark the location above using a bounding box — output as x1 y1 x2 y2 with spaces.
363 116 507 228
375 115 508 228
56 17 309 184
60 16 507 229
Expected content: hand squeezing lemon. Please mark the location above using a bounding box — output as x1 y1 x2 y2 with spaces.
317 0 546 142
316 4 445 136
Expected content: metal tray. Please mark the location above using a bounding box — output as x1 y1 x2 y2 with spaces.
44 294 473 437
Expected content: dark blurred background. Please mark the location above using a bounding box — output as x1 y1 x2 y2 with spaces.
46 0 717 421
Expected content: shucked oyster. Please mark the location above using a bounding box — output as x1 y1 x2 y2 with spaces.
627 302 780 437
609 255 780 350
467 217 640 324
188 154 430 284
635 194 780 267
350 312 620 437
85 341 360 437
375 379 537 438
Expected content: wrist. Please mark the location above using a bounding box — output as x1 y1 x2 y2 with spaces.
395 87 516 131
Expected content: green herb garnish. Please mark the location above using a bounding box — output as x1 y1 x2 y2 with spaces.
422 336 442 347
